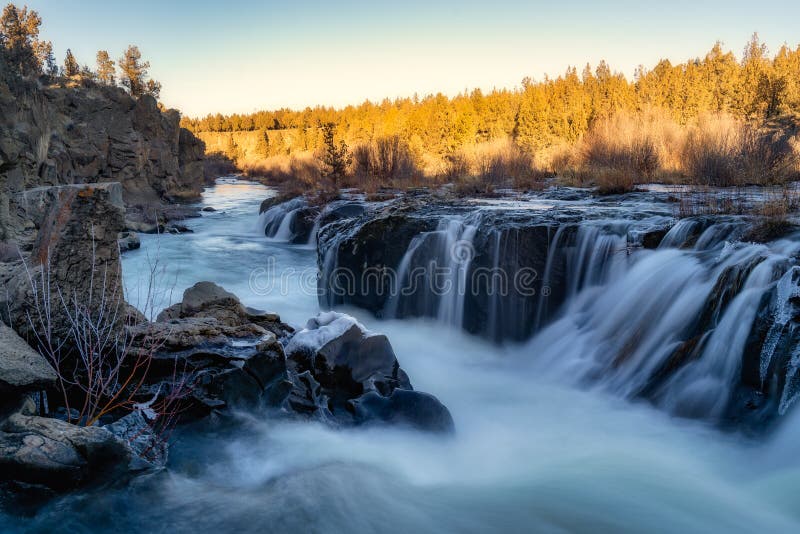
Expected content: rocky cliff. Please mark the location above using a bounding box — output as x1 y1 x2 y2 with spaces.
0 77 205 244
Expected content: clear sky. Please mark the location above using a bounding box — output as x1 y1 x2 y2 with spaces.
26 0 800 117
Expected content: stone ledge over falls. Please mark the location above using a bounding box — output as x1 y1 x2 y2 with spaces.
313 190 800 434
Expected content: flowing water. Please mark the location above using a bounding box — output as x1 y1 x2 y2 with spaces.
6 178 800 533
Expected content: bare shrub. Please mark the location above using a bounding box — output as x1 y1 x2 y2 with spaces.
681 114 746 186
352 135 419 184
18 240 189 458
579 109 682 186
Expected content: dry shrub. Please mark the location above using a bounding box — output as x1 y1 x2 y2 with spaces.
682 114 800 186
682 114 746 186
594 167 636 196
444 138 547 194
353 135 419 182
579 109 682 188
240 153 322 192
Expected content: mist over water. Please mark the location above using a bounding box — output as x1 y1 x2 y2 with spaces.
9 179 799 533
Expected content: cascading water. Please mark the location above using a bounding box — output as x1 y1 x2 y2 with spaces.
385 216 478 329
258 197 321 243
22 179 800 532
318 197 800 430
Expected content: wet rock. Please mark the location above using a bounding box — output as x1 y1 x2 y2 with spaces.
318 212 439 314
352 390 454 433
0 398 131 491
118 231 141 252
105 411 167 471
282 312 453 432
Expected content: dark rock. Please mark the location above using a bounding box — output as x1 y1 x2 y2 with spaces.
0 323 56 404
118 231 140 252
0 398 131 491
351 390 454 433
282 312 452 432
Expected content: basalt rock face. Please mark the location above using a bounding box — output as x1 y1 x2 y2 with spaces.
2 183 127 347
0 78 205 243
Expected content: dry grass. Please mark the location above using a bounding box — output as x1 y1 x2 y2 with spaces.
239 153 323 193
444 139 548 195
555 110 800 192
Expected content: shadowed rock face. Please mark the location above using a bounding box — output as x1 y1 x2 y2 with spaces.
3 183 127 347
0 322 56 403
0 79 205 242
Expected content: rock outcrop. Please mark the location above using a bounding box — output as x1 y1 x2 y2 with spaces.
283 312 454 432
0 398 131 491
130 282 453 432
0 77 205 244
0 322 56 404
2 182 126 346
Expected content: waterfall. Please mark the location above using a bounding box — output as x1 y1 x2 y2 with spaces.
384 216 478 329
317 203 800 427
257 197 326 246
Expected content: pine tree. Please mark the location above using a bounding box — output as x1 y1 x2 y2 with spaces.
0 4 47 76
118 45 160 98
63 48 79 77
320 122 352 185
96 50 115 85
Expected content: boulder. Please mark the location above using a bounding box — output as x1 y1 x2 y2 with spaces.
282 312 453 432
0 398 131 491
0 323 56 403
157 281 290 338
118 231 141 252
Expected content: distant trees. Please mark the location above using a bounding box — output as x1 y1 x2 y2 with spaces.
96 50 115 85
63 48 78 76
181 37 800 174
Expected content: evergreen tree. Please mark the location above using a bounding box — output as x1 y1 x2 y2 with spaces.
118 45 159 98
96 50 115 85
63 48 79 77
0 3 48 76
320 122 352 185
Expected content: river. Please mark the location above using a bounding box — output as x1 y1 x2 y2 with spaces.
9 178 800 533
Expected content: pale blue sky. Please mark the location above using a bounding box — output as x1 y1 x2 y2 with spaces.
26 0 800 117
